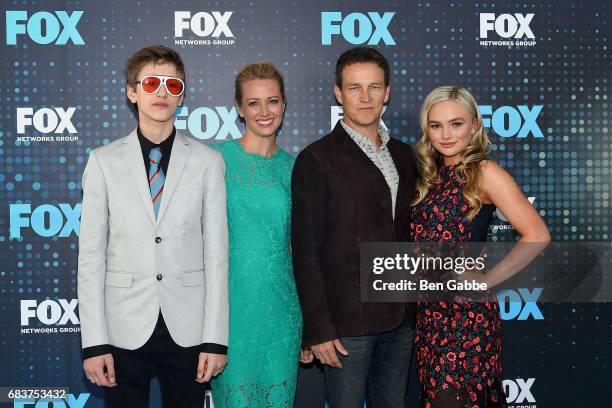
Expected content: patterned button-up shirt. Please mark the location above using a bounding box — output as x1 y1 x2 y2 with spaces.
341 120 399 219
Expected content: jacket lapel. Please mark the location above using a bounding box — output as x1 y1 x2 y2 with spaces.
335 122 389 183
155 131 191 224
334 122 394 219
122 129 157 224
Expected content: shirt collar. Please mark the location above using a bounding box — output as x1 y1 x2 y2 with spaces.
341 120 390 150
137 126 176 157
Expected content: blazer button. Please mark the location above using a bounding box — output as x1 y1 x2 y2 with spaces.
155 237 162 243
156 274 162 281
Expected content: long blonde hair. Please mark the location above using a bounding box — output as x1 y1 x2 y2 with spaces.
412 86 491 220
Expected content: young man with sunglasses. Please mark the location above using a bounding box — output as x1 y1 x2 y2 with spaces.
78 44 229 407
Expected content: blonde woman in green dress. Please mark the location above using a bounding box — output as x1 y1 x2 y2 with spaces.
210 62 306 407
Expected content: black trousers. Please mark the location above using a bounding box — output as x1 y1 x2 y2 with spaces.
104 313 205 408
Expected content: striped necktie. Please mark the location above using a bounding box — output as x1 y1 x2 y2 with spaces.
148 147 165 217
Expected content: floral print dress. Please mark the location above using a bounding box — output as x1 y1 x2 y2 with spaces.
410 164 506 408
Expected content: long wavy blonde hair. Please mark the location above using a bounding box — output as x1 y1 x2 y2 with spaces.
412 86 491 220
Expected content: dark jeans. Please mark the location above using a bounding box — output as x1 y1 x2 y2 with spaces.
325 317 415 408
104 314 205 408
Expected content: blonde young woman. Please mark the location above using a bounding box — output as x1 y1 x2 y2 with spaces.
410 86 550 407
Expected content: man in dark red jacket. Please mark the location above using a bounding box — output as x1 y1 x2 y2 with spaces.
292 47 418 407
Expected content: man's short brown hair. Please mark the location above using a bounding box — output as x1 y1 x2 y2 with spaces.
335 46 389 88
125 44 185 91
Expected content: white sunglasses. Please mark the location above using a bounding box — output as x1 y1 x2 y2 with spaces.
136 75 185 96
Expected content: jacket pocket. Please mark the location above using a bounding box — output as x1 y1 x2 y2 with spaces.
105 272 133 288
176 183 202 192
180 270 205 287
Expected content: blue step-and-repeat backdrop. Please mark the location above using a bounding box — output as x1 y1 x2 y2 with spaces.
0 0 610 407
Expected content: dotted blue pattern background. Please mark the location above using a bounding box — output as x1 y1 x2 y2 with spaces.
0 0 610 406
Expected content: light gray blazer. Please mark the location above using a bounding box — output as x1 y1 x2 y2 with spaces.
78 129 229 350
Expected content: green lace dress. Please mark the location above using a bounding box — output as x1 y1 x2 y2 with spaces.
210 139 303 407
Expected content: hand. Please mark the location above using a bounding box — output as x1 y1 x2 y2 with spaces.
454 269 488 285
83 353 117 387
196 352 227 383
443 269 492 302
311 339 348 369
299 348 314 364
441 262 487 285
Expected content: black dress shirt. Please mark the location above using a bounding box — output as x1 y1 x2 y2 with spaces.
137 126 175 177
82 127 227 359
